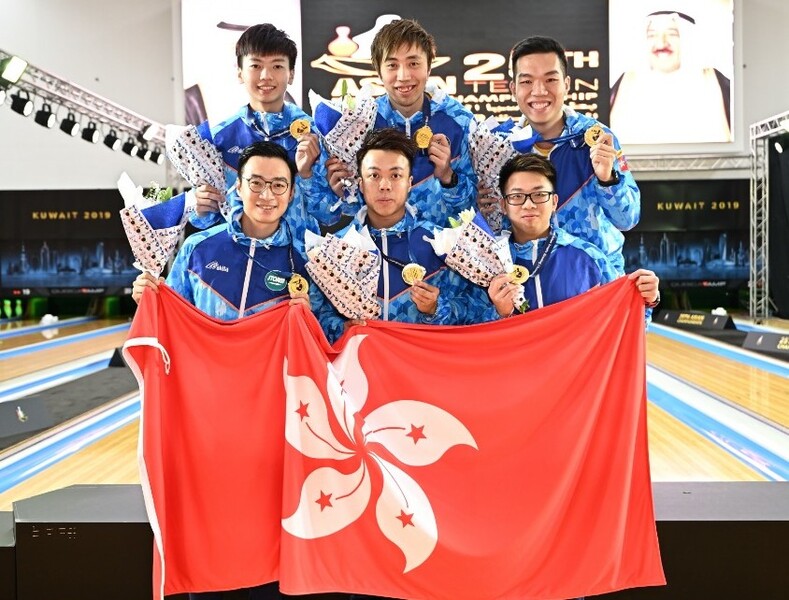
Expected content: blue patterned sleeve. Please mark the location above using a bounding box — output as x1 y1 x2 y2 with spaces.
594 129 641 231
303 144 362 227
417 268 489 325
438 128 478 216
165 237 196 305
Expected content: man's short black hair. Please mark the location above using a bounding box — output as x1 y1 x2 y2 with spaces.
236 24 297 70
510 36 569 79
237 141 297 184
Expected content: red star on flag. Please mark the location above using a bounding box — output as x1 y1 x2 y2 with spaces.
396 510 415 527
295 401 310 421
406 424 426 444
315 491 333 511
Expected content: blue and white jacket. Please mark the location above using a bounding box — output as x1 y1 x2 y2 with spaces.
506 107 640 275
477 226 618 322
167 201 324 321
317 206 484 342
308 84 478 227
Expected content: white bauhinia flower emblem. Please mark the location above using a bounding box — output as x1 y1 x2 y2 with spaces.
282 335 478 572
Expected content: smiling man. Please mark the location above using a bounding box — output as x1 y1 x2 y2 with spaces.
132 142 320 322
610 11 732 144
317 19 478 227
184 23 330 231
480 154 658 321
478 36 640 276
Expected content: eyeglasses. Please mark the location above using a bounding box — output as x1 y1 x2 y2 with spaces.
503 191 555 206
242 176 290 195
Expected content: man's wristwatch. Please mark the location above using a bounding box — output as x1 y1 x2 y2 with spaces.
440 170 458 189
597 169 620 187
645 291 661 309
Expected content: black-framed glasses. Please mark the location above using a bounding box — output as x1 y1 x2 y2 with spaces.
503 191 555 206
242 176 290 195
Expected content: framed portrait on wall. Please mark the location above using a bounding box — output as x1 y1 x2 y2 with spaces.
609 0 735 146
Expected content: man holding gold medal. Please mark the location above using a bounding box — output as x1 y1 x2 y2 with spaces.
132 142 323 324
317 129 483 342
185 23 330 231
478 36 640 275
322 19 478 227
480 154 659 320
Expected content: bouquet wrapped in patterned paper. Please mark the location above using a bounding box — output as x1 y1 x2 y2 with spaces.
305 227 381 320
468 117 518 233
165 124 232 220
118 173 195 277
427 209 507 287
308 83 377 205
428 208 527 312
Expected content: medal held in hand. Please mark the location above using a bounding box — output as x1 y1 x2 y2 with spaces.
414 125 433 149
289 118 310 139
288 273 309 296
584 124 604 147
401 263 426 285
508 264 529 284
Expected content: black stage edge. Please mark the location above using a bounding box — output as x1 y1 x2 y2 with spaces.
593 482 789 599
13 485 154 600
0 511 15 600
5 482 789 599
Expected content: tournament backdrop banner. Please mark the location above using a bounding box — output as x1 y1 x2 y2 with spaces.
0 190 137 296
300 0 610 124
623 179 749 286
124 279 665 600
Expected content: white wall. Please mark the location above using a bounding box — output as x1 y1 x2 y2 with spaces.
0 0 787 191
0 0 176 190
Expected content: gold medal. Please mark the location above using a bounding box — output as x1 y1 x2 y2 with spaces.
584 124 603 147
288 273 309 296
414 125 433 149
508 265 529 284
401 263 426 285
289 119 310 139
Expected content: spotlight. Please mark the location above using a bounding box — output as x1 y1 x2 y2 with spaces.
0 56 28 86
775 141 784 154
122 138 139 157
104 129 121 151
141 123 157 141
137 144 151 161
81 121 100 143
149 147 165 165
59 112 79 136
10 92 33 117
34 103 56 128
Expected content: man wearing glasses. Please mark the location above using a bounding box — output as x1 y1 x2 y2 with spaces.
132 140 323 325
482 154 658 319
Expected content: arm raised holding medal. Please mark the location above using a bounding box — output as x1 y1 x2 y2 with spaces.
496 35 640 274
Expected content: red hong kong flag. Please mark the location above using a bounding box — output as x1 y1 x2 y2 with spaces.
123 286 332 600
278 277 665 599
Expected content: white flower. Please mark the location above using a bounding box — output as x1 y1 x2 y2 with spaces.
282 335 477 572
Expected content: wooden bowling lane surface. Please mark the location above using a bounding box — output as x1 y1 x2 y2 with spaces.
0 420 141 511
646 332 789 429
0 319 130 381
0 318 128 352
